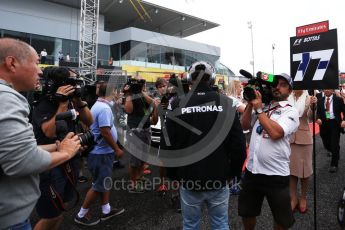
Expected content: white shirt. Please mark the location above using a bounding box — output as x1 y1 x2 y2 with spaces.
246 101 299 176
40 50 47 57
229 96 245 109
324 94 335 119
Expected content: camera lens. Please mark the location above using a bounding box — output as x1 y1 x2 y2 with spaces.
78 131 94 146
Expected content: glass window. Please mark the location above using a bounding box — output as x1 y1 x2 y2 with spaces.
147 43 160 63
31 34 56 64
185 50 197 67
98 44 110 64
121 41 131 60
110 43 120 61
3 29 30 44
161 46 174 65
174 48 184 66
62 39 79 62
130 41 147 62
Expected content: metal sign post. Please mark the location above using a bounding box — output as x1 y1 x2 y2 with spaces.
290 28 339 230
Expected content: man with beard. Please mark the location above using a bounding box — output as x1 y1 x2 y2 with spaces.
239 73 299 230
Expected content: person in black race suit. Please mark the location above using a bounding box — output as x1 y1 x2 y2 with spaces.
316 89 345 173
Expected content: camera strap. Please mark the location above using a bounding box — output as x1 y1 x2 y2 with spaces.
48 162 80 212
265 103 291 118
266 104 281 118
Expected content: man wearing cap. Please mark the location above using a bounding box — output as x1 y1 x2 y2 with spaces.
239 73 299 230
165 61 246 229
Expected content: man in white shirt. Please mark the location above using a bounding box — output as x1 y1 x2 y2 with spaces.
40 48 47 64
316 89 345 172
239 73 299 230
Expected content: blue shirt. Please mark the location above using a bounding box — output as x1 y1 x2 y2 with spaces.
90 99 118 155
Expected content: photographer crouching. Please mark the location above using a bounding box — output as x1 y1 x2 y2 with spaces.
31 67 93 230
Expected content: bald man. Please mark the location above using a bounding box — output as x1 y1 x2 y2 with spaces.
0 38 81 229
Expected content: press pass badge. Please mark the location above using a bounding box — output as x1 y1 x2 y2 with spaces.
326 111 331 119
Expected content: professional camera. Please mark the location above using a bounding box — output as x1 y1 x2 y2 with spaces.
39 66 85 101
122 78 146 94
159 74 189 109
240 69 275 104
55 109 95 146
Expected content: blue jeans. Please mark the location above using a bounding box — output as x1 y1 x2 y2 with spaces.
6 219 31 230
180 186 230 230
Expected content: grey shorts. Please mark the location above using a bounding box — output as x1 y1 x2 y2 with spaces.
126 129 151 167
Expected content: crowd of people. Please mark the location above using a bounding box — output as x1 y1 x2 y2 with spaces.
1 37 345 230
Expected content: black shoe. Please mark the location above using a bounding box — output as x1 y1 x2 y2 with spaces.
78 176 88 183
101 208 125 221
329 166 338 173
74 214 100 226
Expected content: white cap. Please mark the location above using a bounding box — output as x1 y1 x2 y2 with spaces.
188 61 215 77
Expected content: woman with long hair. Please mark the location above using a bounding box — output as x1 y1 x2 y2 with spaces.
288 90 317 213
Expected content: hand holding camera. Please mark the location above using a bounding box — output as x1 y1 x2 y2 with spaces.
240 69 274 104
123 78 146 95
250 91 263 112
56 132 81 159
56 85 75 96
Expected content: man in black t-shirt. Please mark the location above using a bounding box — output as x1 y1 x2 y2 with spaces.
32 67 93 230
123 80 159 193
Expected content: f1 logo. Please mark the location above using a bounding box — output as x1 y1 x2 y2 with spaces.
293 39 303 46
293 49 334 81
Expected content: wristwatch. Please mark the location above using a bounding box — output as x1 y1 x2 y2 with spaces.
77 102 88 109
255 108 263 115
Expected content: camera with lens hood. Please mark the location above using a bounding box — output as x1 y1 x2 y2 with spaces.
122 78 146 95
240 69 275 104
55 109 95 147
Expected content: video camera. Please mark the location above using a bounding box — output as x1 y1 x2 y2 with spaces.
240 69 275 104
122 78 146 94
55 109 95 146
160 74 189 108
38 67 86 101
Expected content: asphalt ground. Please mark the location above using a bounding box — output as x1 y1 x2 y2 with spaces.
30 133 345 230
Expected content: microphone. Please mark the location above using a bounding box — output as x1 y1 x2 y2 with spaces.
239 69 253 79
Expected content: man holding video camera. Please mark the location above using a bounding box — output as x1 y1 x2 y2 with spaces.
32 67 93 230
239 73 299 230
0 38 81 230
123 77 159 193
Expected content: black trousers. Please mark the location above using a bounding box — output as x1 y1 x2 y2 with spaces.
319 119 341 167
